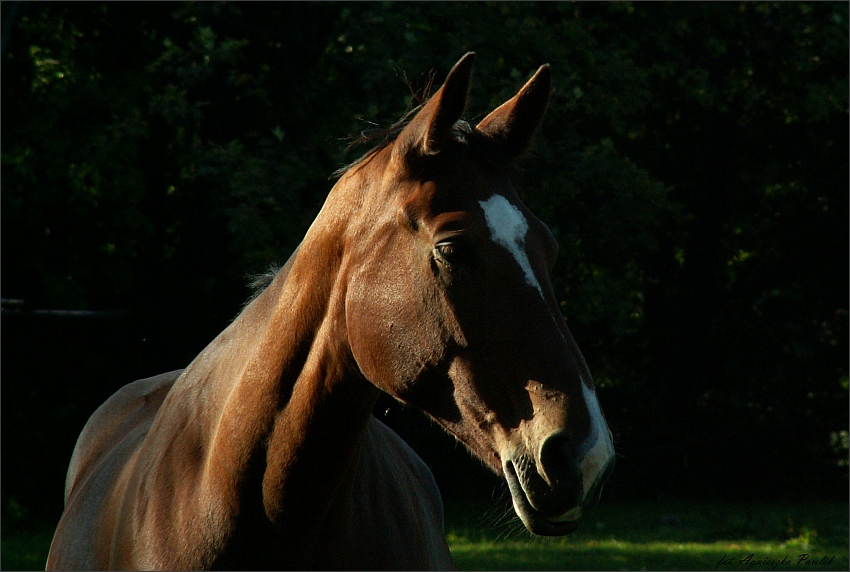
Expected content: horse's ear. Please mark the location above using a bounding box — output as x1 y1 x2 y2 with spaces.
395 52 475 158
477 64 551 157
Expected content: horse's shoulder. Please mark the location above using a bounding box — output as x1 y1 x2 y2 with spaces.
365 416 443 509
64 370 182 503
358 415 451 568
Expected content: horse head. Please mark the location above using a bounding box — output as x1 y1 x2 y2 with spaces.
337 53 614 536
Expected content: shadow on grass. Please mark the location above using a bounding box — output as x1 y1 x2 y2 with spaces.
1 526 53 571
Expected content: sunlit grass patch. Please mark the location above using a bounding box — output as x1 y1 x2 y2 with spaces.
448 536 844 571
446 501 849 571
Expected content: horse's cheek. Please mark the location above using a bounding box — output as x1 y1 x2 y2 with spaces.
346 266 444 399
345 276 406 391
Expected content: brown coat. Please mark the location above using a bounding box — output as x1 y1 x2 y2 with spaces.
47 53 614 570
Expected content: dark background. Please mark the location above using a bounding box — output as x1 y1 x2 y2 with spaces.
2 2 847 527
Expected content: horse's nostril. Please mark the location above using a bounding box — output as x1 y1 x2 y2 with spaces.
538 432 576 486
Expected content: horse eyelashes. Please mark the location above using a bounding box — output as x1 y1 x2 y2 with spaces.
436 243 456 259
432 247 454 280
435 241 473 265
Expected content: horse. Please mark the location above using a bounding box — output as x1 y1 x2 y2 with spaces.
46 52 615 570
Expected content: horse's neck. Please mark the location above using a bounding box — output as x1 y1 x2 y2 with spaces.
175 225 379 537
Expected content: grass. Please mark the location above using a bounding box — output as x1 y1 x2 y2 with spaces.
445 500 849 570
2 501 846 570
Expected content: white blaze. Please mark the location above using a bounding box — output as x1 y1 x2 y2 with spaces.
578 382 615 497
551 383 614 524
479 195 544 298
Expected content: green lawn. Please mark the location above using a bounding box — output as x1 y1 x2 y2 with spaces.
2 501 847 570
445 500 849 571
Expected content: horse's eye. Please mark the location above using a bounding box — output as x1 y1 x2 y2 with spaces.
432 241 472 283
434 241 468 265
432 246 451 272
436 243 456 259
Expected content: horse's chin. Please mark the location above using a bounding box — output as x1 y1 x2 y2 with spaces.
504 461 582 536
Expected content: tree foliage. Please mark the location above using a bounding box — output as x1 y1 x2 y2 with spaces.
2 2 847 515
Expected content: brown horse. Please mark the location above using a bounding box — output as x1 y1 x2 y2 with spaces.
46 53 614 570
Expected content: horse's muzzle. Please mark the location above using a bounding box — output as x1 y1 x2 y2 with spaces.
503 432 614 536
